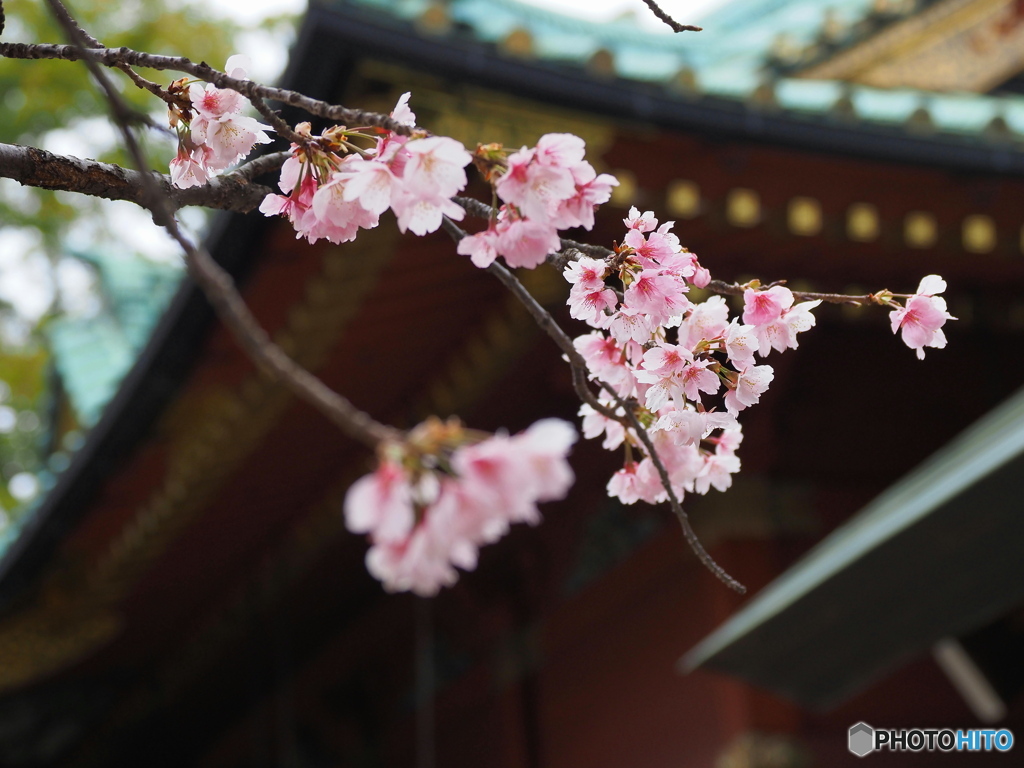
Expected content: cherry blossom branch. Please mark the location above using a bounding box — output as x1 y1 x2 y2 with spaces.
0 41 418 137
705 279 889 306
611 388 745 593
440 214 744 593
454 198 895 308
45 0 400 450
638 0 703 33
453 195 613 265
438 216 616 419
0 143 284 213
489 254 744 593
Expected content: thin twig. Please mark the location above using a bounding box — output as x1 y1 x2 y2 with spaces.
51 0 176 119
0 41 419 137
605 384 745 593
439 216 617 419
705 279 886 306
0 142 282 213
248 91 306 146
452 195 613 269
45 0 400 451
639 0 703 33
439 215 744 592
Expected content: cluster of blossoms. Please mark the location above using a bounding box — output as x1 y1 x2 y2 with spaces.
562 207 821 507
168 56 272 189
161 71 957 593
457 134 619 269
258 94 471 243
343 418 576 595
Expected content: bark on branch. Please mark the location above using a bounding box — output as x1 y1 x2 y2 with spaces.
41 0 401 451
0 41 418 137
0 143 283 213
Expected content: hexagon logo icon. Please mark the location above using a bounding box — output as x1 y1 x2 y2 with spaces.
848 722 875 757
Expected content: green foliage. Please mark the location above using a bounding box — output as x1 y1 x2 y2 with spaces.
0 0 243 246
0 1 294 522
0 345 48 515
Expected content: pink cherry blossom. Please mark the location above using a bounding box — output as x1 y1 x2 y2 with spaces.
678 359 720 401
390 91 416 126
742 285 794 326
563 256 608 291
623 228 679 266
169 144 212 189
724 364 775 414
751 300 819 356
340 159 396 215
390 187 465 236
496 147 576 221
678 295 730 349
309 175 380 244
607 462 644 505
513 418 578 501
624 206 658 232
724 321 758 366
653 407 736 446
608 306 655 345
191 113 272 170
534 133 586 168
578 402 626 450
634 344 698 411
624 270 690 327
170 55 273 188
568 283 617 326
573 332 635 395
346 419 576 596
189 81 245 121
890 275 955 359
551 163 618 230
495 217 561 268
365 522 460 597
690 265 712 288
694 451 741 495
456 225 500 268
402 136 472 199
343 460 415 543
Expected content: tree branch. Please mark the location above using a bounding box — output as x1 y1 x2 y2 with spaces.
44 0 400 451
705 279 888 306
452 195 614 268
0 143 284 213
639 0 703 33
0 41 419 137
439 215 744 593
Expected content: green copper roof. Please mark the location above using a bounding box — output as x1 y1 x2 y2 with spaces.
46 251 182 428
682 384 1024 708
339 0 1024 144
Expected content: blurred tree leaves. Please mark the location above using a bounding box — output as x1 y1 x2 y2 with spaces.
0 0 243 249
0 0 296 521
0 344 47 514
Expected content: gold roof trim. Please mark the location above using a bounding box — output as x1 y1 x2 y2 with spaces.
798 0 1022 93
